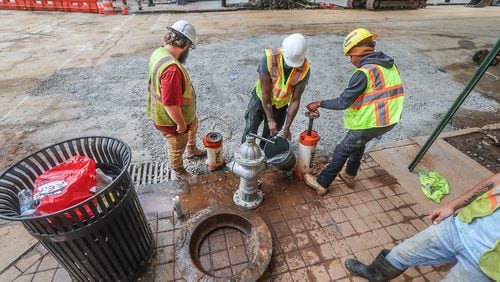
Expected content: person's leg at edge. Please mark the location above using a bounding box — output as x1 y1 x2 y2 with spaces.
384 216 459 270
386 216 491 282
346 216 462 281
164 132 190 179
186 117 207 157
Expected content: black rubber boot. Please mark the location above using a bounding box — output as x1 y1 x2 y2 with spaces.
345 249 405 282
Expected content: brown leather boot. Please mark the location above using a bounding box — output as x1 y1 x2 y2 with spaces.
304 173 328 196
339 171 356 189
172 168 193 180
186 145 206 158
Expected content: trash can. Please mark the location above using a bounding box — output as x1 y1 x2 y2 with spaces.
0 137 154 281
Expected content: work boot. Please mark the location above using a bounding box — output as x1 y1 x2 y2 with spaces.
345 249 405 282
304 174 328 196
173 168 193 180
186 145 207 158
339 171 356 189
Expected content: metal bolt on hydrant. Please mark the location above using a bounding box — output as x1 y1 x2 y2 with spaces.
230 135 266 209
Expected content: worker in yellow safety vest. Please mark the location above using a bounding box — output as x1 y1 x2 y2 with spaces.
304 28 404 195
346 173 500 281
147 20 206 180
241 33 311 147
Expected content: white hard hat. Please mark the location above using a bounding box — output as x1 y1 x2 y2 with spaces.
170 20 196 44
281 34 307 68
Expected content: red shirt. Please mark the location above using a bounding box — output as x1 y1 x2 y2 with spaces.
154 64 192 135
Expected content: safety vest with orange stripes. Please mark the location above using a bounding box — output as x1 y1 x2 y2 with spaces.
255 48 310 109
458 186 500 281
146 47 196 127
344 64 404 130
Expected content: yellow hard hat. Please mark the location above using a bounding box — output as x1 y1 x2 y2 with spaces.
343 28 378 56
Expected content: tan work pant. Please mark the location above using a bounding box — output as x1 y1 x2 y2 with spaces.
163 117 199 172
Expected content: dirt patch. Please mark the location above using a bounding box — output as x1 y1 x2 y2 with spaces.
448 109 500 173
452 109 500 129
444 129 500 173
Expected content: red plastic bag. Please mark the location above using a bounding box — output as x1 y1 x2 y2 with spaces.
33 156 96 217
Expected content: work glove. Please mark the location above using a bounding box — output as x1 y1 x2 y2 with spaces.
306 101 321 114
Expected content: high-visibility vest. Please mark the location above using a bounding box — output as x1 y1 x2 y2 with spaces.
344 64 404 130
255 48 310 109
146 47 196 127
458 187 500 281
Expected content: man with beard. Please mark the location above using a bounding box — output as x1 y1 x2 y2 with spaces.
147 20 206 180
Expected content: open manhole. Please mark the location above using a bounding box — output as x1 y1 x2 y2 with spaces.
177 209 272 281
198 227 252 277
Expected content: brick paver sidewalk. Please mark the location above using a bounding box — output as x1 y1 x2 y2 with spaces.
0 155 451 281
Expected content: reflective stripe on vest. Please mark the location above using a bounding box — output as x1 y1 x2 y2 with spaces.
255 48 310 109
458 186 500 281
343 64 404 130
146 47 196 127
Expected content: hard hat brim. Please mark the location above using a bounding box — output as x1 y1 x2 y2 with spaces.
284 57 304 68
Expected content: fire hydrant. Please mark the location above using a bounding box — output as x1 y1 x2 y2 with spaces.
231 135 266 209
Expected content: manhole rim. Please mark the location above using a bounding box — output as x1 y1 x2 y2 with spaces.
177 208 272 281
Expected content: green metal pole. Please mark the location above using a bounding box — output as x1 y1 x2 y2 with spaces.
408 38 500 171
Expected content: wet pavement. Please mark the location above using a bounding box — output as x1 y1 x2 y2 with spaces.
0 154 452 281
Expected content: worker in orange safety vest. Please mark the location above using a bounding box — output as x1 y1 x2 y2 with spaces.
304 28 404 195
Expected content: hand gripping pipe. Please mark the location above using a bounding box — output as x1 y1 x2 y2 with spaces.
408 37 500 171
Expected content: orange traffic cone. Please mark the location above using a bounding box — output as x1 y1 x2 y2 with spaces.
102 0 116 15
121 5 128 14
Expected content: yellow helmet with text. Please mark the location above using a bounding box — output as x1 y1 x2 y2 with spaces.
343 28 378 56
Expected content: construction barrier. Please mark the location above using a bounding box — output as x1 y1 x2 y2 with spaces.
97 0 103 13
0 0 121 13
101 0 115 14
0 0 26 10
25 0 63 10
62 0 98 12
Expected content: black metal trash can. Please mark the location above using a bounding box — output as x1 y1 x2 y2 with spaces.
0 137 154 281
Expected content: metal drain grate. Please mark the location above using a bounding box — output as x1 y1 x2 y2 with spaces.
128 161 171 186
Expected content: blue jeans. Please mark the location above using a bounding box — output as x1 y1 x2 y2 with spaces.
316 125 394 188
386 216 492 282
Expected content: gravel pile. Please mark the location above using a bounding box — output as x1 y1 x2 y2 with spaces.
28 34 498 177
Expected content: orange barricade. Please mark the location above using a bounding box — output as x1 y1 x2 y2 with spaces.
62 0 98 12
0 0 26 10
25 0 63 11
101 0 115 14
97 0 103 13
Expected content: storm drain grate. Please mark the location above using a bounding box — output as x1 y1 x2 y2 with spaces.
128 161 171 186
